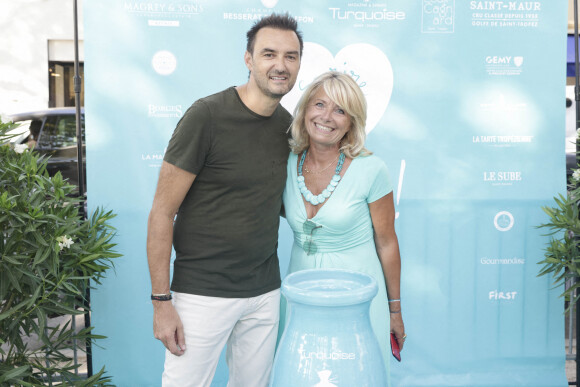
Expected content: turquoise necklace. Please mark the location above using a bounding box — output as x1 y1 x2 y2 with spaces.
297 150 345 206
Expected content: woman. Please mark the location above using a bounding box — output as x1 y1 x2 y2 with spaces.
281 71 405 378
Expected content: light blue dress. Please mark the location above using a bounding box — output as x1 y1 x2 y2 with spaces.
281 151 394 379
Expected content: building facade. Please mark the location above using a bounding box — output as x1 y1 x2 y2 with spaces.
0 0 84 116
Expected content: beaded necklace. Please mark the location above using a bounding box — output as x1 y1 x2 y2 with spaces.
297 149 345 206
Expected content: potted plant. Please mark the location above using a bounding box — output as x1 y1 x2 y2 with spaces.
0 117 121 385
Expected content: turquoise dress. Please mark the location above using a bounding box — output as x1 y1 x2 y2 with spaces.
281 151 394 380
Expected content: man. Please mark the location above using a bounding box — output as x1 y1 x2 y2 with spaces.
146 13 303 387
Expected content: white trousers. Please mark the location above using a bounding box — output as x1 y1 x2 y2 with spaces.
162 289 280 387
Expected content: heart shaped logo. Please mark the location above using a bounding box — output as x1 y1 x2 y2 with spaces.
281 42 393 134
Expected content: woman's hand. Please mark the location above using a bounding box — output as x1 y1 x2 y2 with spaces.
390 307 406 350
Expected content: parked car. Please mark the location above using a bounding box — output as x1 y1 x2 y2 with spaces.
7 107 85 188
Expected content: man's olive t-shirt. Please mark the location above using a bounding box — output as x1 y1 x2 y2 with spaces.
163 87 291 298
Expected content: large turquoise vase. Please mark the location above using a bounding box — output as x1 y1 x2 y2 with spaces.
270 268 387 387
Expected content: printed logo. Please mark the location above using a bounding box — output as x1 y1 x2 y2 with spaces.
472 135 534 147
481 256 525 265
466 88 539 135
148 20 180 27
152 50 177 75
148 104 183 118
124 1 205 23
329 2 407 29
470 1 541 29
223 4 314 24
281 42 393 134
141 149 166 168
315 370 338 387
462 86 540 139
494 211 514 232
479 93 527 114
489 290 518 300
422 0 455 33
485 55 524 76
299 348 356 361
483 171 522 186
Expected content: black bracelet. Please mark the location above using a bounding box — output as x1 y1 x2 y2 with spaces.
151 293 172 301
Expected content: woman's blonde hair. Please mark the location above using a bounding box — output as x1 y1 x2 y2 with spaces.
289 71 371 158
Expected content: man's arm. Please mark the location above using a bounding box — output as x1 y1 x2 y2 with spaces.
147 161 196 356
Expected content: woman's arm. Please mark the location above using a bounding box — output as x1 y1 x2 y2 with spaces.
369 192 406 350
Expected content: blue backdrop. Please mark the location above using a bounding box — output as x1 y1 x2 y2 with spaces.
84 1 568 385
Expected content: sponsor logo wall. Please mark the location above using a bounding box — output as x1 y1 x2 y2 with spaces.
84 1 568 385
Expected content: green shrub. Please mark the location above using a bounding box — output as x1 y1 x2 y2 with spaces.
0 118 121 385
538 160 580 311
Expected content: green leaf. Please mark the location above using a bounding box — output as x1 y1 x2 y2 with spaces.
2 254 23 265
78 366 113 386
26 283 43 309
0 365 31 383
78 253 103 264
37 307 47 336
0 298 30 322
4 264 22 292
61 280 81 295
32 245 52 267
32 230 49 247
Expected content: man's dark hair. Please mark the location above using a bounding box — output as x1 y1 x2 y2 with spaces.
246 13 303 58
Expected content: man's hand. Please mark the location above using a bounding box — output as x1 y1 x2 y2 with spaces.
153 301 186 356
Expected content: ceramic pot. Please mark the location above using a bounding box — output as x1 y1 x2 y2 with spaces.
270 268 387 387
